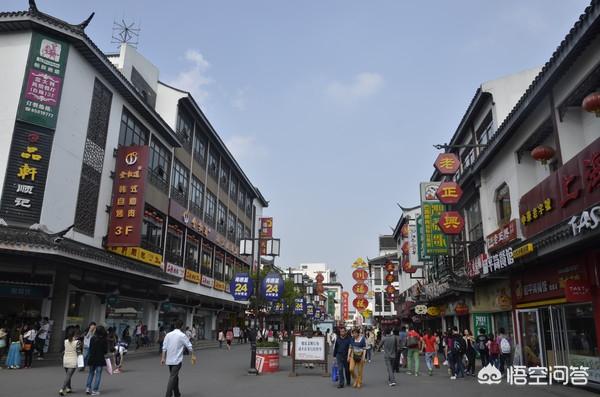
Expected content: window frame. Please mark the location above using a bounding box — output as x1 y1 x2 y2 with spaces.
119 108 149 147
495 183 512 227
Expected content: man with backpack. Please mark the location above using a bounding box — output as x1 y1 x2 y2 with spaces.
497 328 511 374
475 328 489 368
487 333 500 368
446 327 465 380
405 326 422 376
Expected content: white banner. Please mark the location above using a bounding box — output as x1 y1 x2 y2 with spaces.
165 262 184 278
294 336 325 361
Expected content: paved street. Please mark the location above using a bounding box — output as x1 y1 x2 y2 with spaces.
1 344 597 397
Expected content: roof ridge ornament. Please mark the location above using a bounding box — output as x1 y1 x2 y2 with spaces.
77 12 95 30
28 0 38 14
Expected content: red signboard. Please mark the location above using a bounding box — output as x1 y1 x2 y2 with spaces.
106 146 149 247
341 291 349 320
352 268 369 281
259 217 273 238
352 283 368 296
402 258 417 273
352 297 368 311
454 302 469 316
486 219 517 252
519 136 600 239
565 280 592 302
434 153 460 175
438 211 465 235
401 241 409 255
436 181 463 205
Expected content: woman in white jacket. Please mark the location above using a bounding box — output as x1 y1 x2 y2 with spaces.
60 327 82 396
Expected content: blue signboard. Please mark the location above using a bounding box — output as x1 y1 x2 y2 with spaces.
306 303 315 318
314 307 321 320
271 301 285 314
261 272 284 302
231 273 254 301
294 298 306 315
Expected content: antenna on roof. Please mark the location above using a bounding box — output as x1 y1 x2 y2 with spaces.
111 19 140 48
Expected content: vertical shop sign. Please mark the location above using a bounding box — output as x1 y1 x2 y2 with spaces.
106 146 149 247
341 291 349 320
420 182 448 255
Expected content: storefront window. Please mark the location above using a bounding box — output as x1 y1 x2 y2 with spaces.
494 312 514 341
214 252 224 280
166 222 184 266
565 303 597 357
141 208 164 254
375 292 382 313
185 233 200 273
105 299 144 338
201 242 213 276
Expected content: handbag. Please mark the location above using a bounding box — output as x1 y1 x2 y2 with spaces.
77 355 85 368
22 342 32 351
105 357 113 375
433 355 440 368
331 362 339 382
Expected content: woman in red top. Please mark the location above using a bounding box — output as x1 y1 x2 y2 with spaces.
422 329 438 376
225 329 234 351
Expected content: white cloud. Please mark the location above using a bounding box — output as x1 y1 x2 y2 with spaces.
231 88 247 111
225 135 268 163
168 49 213 103
325 72 384 104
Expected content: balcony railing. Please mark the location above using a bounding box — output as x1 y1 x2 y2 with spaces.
170 186 187 207
141 239 162 255
148 171 169 194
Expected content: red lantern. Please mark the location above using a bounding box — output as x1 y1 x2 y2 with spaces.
401 241 409 255
353 297 368 311
352 283 368 296
385 273 395 283
530 145 555 164
582 92 600 117
352 268 369 281
385 285 396 294
384 261 395 272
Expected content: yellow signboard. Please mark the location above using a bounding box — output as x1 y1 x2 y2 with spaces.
427 306 441 317
214 280 226 291
512 243 534 259
352 257 368 268
185 269 200 283
108 246 162 267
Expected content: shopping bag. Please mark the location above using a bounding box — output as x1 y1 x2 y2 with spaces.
105 357 113 375
433 355 440 368
331 363 339 382
399 353 405 366
77 355 84 368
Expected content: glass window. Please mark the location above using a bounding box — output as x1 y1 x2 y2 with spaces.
220 163 229 190
193 130 207 167
149 139 171 192
465 199 483 241
238 187 245 210
236 220 244 244
227 211 236 242
166 222 184 266
495 183 512 226
214 251 224 280
119 108 148 147
244 226 251 239
208 150 219 179
225 257 234 282
205 191 217 227
217 201 227 235
141 207 164 254
384 295 391 312
565 303 597 358
375 292 382 313
170 160 189 206
201 243 213 276
230 175 238 201
176 108 193 151
245 193 253 217
185 233 200 273
190 177 204 217
374 268 382 285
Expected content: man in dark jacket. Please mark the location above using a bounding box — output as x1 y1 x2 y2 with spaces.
333 328 351 388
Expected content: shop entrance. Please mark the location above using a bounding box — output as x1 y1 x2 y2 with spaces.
516 307 568 368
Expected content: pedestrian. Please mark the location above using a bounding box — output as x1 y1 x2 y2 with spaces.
397 326 407 370
496 328 511 374
487 333 500 369
377 328 398 386
422 329 437 376
35 317 50 359
438 330 447 365
82 322 96 371
226 329 233 351
405 326 422 376
365 330 375 363
185 327 193 342
463 329 476 376
22 323 36 368
161 319 196 397
5 326 22 369
349 328 366 388
218 330 225 348
86 325 108 396
332 327 351 388
0 325 7 364
446 327 465 380
59 327 82 395
107 327 118 373
121 325 131 346
135 321 143 350
158 326 166 354
475 328 489 368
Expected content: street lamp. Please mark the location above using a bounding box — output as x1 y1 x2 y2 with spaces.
238 231 280 375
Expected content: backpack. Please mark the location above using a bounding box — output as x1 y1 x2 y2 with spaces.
452 337 466 354
500 337 511 354
407 334 419 348
476 335 488 351
489 340 500 355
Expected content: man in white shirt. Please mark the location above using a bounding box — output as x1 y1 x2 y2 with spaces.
36 317 50 359
161 320 195 397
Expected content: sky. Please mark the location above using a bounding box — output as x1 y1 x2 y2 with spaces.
5 0 591 290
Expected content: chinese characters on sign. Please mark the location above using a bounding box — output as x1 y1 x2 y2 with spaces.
434 153 460 175
106 146 149 247
438 211 465 235
519 198 552 226
230 273 253 301
486 219 517 252
341 291 349 320
261 272 283 301
0 127 53 225
420 182 448 255
107 246 162 267
294 297 306 315
185 269 201 284
436 181 463 205
17 33 70 129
